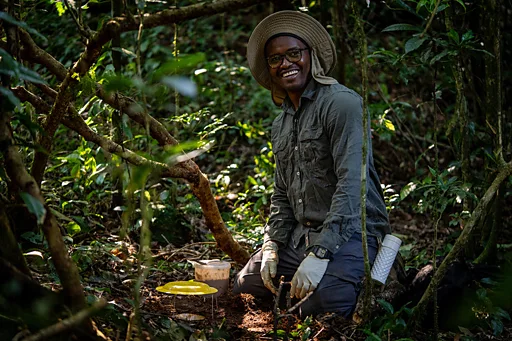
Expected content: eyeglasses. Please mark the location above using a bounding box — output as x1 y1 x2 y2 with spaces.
266 48 309 69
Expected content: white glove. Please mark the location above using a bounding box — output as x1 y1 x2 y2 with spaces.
260 241 279 294
290 252 329 299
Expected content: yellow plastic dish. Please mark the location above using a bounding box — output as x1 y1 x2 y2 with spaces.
156 280 218 295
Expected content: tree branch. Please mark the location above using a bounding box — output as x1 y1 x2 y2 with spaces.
12 86 251 264
72 0 269 76
15 2 256 262
18 29 67 81
20 299 108 341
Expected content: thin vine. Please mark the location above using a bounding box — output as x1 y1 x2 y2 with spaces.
352 1 372 321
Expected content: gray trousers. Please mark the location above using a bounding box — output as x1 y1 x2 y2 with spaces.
233 232 378 317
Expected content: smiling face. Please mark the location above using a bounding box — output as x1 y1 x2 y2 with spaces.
265 35 311 100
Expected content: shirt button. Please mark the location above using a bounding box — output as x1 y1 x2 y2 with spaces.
335 245 340 249
296 171 300 176
298 199 303 203
295 146 298 151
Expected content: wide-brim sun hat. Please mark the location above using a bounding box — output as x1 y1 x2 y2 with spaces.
247 10 338 105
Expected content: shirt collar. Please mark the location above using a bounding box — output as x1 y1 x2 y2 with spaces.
281 79 320 115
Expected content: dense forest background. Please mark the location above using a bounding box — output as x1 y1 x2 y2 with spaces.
0 0 511 340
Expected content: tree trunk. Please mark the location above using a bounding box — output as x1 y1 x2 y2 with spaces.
0 113 88 314
332 0 347 84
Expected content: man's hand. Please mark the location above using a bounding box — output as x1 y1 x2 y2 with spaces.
260 241 279 294
290 253 329 299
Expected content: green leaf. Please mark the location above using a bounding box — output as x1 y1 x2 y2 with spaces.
0 87 21 108
436 4 448 13
20 192 47 225
400 182 417 200
103 74 134 93
468 48 494 57
377 299 394 314
476 288 487 299
21 231 44 244
382 24 422 32
405 36 427 54
448 29 460 44
247 176 258 186
54 1 67 16
491 318 504 336
66 221 81 235
71 164 81 178
363 330 382 341
71 216 91 233
494 307 511 321
152 53 206 79
430 50 450 65
18 65 47 84
454 0 466 10
462 30 474 42
394 0 425 19
383 119 395 131
428 166 437 177
416 0 428 12
458 326 473 336
0 12 47 42
0 49 46 84
480 277 497 286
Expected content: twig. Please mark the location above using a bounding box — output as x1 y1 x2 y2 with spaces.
62 0 91 39
421 0 442 37
286 291 314 314
353 2 372 322
273 276 285 341
429 58 441 340
125 311 135 341
151 242 216 259
312 327 325 339
20 299 107 341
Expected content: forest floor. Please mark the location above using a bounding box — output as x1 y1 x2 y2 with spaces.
80 203 512 341
32 140 512 340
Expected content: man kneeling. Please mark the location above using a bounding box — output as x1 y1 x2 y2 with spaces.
232 11 391 318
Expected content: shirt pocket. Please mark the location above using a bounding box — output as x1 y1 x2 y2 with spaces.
299 127 322 162
299 127 333 177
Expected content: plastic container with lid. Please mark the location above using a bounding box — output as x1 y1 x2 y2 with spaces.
370 234 402 284
189 260 231 297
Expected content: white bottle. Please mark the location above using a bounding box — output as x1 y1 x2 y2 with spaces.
370 234 402 285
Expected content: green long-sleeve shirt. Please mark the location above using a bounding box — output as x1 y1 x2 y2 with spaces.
263 80 391 254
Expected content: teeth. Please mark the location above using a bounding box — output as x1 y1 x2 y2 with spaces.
282 70 298 77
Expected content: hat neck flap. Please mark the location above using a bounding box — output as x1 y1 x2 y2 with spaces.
310 49 337 85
